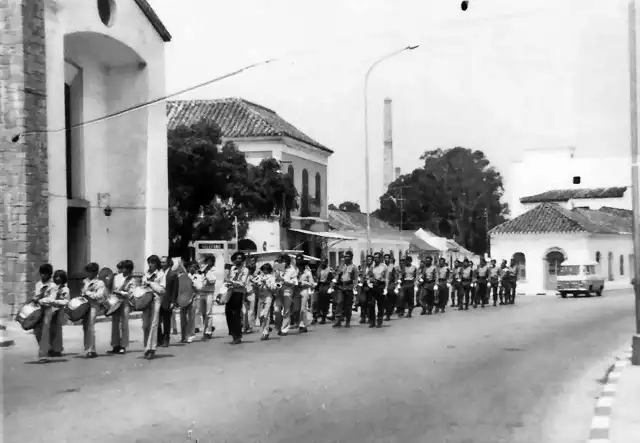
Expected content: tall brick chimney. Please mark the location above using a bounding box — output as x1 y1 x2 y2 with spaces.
0 0 50 314
383 98 393 190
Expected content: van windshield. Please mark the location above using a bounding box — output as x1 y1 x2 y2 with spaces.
559 265 580 276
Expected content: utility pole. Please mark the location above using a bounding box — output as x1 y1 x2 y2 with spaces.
628 0 640 366
390 184 411 232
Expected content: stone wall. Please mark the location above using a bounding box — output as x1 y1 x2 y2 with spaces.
0 0 49 317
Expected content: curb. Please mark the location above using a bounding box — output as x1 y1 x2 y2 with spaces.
587 347 633 443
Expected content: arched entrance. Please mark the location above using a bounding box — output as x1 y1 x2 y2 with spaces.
543 248 566 290
238 239 258 252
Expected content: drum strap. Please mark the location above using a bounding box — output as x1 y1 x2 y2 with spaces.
119 275 133 292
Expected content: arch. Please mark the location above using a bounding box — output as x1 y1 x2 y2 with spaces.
542 248 565 290
315 172 322 206
595 251 601 263
64 31 145 67
301 169 310 215
608 252 614 281
620 254 625 276
238 238 257 252
512 252 527 280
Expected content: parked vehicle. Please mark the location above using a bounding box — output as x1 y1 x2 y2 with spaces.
556 261 605 298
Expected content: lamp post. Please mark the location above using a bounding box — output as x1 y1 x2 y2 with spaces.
364 45 419 251
628 0 640 366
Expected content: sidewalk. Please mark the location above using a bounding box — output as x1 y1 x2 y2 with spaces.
609 350 640 443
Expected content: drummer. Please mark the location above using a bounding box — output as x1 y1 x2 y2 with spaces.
183 261 204 343
81 262 107 359
141 255 167 360
108 260 137 355
199 255 217 340
49 270 70 357
30 264 57 362
225 251 250 345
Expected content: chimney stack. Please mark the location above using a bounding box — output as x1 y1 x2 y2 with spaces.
395 167 401 180
383 98 394 190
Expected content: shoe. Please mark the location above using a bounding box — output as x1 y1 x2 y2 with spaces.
107 347 119 354
146 350 156 360
311 319 317 325
299 327 308 333
144 350 150 358
384 315 391 321
278 331 288 336
260 335 269 341
319 318 327 325
231 338 242 345
332 321 342 328
49 351 63 357
359 318 367 324
86 352 98 359
376 322 383 328
368 323 375 328
195 328 201 333
187 336 195 344
117 348 126 354
172 329 178 335
163 336 170 347
204 333 212 340
344 320 351 328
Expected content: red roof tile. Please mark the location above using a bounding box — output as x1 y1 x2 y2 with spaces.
520 187 627 204
166 98 333 153
490 203 631 235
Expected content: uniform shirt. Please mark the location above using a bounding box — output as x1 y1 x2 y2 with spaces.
452 267 462 283
113 273 125 292
228 265 250 292
423 265 437 283
509 265 519 282
316 267 333 285
476 265 490 280
500 266 510 281
142 269 166 297
298 266 315 291
370 263 388 285
257 273 278 298
332 263 358 290
33 279 56 303
489 266 500 281
400 265 418 283
437 265 450 282
82 277 107 303
461 267 473 281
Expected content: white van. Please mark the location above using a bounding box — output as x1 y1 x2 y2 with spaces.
556 261 605 298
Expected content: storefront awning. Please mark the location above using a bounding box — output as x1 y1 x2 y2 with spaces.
288 228 357 241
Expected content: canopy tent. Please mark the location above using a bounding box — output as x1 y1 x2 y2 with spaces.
407 234 440 254
245 250 321 263
288 228 357 241
414 229 452 252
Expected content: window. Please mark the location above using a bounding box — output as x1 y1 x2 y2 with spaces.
512 252 526 279
315 172 321 205
595 251 601 263
583 265 596 275
287 165 294 180
620 254 625 276
559 265 580 276
301 169 309 216
573 176 581 184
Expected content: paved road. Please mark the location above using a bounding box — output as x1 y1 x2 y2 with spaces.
2 290 636 443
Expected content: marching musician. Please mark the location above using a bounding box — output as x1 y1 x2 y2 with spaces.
367 252 388 328
295 253 314 333
312 258 333 325
199 255 217 340
157 257 179 347
30 264 59 362
247 255 260 333
49 270 70 357
225 251 250 344
244 255 257 335
329 250 358 328
451 260 462 308
383 255 397 321
499 260 509 305
459 259 474 310
507 258 519 305
141 255 166 360
256 263 277 340
488 259 500 307
435 257 451 314
474 258 490 309
357 256 374 324
397 256 418 318
81 262 107 358
108 260 136 355
273 254 298 336
420 256 437 315
183 261 204 343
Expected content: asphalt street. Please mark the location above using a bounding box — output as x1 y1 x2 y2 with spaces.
1 289 636 443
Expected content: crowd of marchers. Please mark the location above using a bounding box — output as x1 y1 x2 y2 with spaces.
18 250 520 362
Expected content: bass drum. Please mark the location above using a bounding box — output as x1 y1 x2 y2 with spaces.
66 297 89 322
16 302 42 331
103 294 123 317
129 287 153 311
175 272 194 308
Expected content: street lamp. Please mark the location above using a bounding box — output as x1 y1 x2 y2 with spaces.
627 0 640 366
364 45 419 251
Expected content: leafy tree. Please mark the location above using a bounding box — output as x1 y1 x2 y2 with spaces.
337 201 362 212
168 120 298 258
373 147 509 255
328 203 338 211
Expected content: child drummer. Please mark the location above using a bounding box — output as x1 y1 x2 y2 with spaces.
81 262 107 358
30 264 61 362
108 260 137 355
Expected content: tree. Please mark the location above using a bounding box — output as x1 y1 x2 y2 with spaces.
168 119 298 258
337 201 361 212
328 203 338 211
373 147 509 255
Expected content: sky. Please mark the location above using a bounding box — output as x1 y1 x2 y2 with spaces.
149 0 632 212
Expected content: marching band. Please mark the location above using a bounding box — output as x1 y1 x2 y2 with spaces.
18 250 520 362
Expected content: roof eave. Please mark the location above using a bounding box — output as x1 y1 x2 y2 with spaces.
134 0 172 42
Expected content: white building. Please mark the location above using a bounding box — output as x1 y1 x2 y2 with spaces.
166 98 333 256
1 0 171 305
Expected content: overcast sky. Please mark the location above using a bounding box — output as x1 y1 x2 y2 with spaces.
149 0 632 212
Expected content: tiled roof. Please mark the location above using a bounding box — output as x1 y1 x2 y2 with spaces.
166 98 333 153
598 206 633 219
520 187 627 204
134 0 172 42
328 209 398 235
490 203 632 235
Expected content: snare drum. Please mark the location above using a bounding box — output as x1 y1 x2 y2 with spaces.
66 297 89 322
103 294 123 317
129 287 153 311
16 302 42 331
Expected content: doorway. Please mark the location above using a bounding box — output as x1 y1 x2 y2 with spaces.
67 207 88 296
544 249 565 290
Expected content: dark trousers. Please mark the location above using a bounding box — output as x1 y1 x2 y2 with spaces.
357 288 368 320
501 280 512 303
367 284 386 324
474 281 488 307
460 283 472 308
291 292 301 325
157 306 173 344
313 285 330 319
225 291 244 340
335 288 354 322
421 286 436 313
386 289 397 317
453 284 463 307
436 283 449 310
508 281 517 304
490 283 499 304
398 284 415 313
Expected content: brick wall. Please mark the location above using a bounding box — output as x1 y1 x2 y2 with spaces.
0 0 49 317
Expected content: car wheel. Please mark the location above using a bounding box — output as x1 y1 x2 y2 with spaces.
560 292 567 298
596 289 603 297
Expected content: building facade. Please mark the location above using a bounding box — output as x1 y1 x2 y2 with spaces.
1 0 170 311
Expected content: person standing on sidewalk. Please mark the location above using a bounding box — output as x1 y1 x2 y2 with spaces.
295 254 315 333
225 252 250 345
81 262 107 359
31 264 60 362
108 260 136 355
199 255 217 340
330 251 358 328
141 255 166 360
